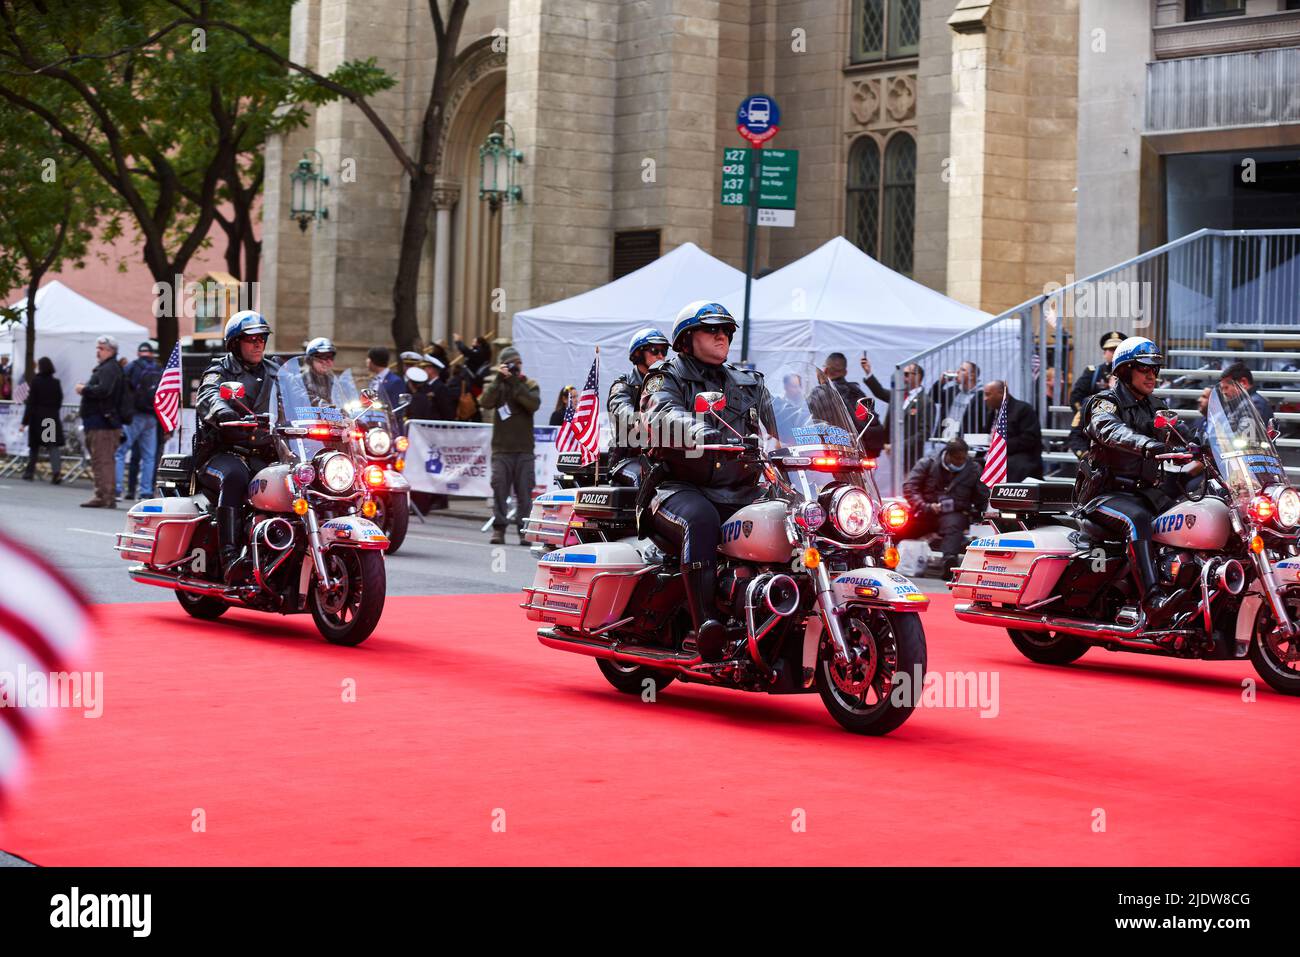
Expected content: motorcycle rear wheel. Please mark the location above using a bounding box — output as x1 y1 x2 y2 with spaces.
596 659 676 695
309 548 386 646
1008 628 1090 665
816 609 926 736
175 589 228 620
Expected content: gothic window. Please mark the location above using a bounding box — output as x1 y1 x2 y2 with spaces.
846 133 915 276
851 0 920 64
883 133 916 276
846 137 881 259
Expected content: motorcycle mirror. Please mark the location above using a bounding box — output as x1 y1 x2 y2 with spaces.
694 391 726 414
359 388 379 407
855 398 873 422
219 381 246 401
398 392 412 406
1154 410 1178 430
1269 426 1281 441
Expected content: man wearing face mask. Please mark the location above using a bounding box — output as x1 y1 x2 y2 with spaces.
195 311 281 585
639 301 777 662
1078 336 1191 625
901 437 986 577
607 326 670 484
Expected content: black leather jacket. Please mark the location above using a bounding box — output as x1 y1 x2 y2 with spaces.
196 352 281 457
1081 380 1164 487
640 353 776 506
607 366 645 462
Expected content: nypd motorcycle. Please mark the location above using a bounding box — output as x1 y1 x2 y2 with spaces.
116 357 389 645
521 363 929 736
950 383 1300 695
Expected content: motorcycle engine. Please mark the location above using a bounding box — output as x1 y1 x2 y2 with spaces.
1159 550 1198 588
716 564 755 617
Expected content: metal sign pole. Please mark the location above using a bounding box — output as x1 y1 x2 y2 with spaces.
741 146 763 364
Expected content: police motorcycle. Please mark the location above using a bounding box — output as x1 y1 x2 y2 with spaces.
352 384 413 555
117 357 389 646
521 362 930 735
949 382 1300 695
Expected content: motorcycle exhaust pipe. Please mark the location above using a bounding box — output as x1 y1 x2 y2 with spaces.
953 602 1146 641
129 566 231 599
536 629 725 684
252 517 295 552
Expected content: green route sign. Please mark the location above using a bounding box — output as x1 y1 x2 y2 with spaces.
720 148 799 210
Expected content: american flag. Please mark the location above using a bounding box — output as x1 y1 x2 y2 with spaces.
12 380 28 403
0 530 93 796
153 343 182 432
556 355 600 464
980 392 1009 487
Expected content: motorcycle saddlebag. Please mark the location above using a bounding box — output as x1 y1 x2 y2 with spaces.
949 526 1076 607
522 541 650 630
115 496 208 566
522 490 576 549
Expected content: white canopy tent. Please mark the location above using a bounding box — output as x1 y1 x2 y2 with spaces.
2 281 150 391
511 242 745 429
716 236 1016 391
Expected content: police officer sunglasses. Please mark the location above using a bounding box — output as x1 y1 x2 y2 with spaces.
314 352 336 361
241 334 270 345
643 345 668 357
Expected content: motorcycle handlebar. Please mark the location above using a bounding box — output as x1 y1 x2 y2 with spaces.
698 444 747 453
1156 452 1195 462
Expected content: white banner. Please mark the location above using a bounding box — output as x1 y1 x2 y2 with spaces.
405 421 564 497
0 401 26 457
405 421 494 495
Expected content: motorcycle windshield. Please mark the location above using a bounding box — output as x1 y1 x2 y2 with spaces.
1202 382 1286 499
762 361 881 506
275 357 360 457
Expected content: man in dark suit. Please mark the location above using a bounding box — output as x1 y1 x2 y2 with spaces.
983 380 1042 482
861 355 933 472
933 359 989 440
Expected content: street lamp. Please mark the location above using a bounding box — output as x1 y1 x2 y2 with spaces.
289 148 329 232
478 121 523 211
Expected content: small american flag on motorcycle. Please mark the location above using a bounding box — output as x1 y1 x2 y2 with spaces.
153 343 182 432
556 353 600 465
980 391 1009 487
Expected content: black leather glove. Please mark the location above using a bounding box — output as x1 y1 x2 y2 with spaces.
1144 440 1170 458
694 426 726 448
212 405 240 424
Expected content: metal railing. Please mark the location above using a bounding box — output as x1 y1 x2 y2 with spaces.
890 228 1300 491
1147 48 1300 133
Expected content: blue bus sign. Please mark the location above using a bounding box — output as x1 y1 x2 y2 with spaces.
737 95 780 146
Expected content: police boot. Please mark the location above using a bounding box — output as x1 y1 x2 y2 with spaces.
681 560 726 662
1129 539 1176 625
217 506 252 586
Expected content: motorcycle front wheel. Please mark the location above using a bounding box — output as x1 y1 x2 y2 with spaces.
309 548 386 646
816 609 926 736
1250 600 1300 695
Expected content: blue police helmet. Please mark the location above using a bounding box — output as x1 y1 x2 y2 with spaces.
671 301 736 352
305 336 336 358
1111 336 1163 377
627 326 670 362
223 310 272 350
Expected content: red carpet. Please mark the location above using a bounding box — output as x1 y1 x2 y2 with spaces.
2 592 1297 866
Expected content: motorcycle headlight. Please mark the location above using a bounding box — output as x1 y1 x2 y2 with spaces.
795 502 826 530
317 452 356 493
829 487 874 539
365 428 392 456
1277 487 1300 528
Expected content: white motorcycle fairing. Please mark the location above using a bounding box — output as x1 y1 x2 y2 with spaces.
317 516 390 550
831 569 931 612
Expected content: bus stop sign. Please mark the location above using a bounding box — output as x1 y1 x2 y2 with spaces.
737 95 780 146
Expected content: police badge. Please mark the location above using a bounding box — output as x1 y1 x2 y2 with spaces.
741 520 753 537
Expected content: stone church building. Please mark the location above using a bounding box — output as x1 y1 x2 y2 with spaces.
259 0 1300 364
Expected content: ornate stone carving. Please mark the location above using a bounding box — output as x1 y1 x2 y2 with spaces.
433 179 462 210
849 78 881 127
886 75 916 122
439 40 508 153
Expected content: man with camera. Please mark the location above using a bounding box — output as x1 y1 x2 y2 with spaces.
480 346 540 545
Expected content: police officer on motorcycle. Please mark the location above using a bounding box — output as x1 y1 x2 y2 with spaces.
195 310 281 585
302 336 338 407
639 301 776 661
1078 335 1187 624
607 326 670 485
